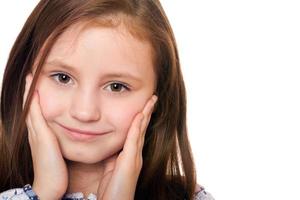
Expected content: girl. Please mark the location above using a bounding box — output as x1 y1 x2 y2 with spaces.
0 0 214 199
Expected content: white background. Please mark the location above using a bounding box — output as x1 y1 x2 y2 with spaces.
1 1 300 199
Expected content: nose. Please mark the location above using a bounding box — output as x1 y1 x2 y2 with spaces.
69 89 101 122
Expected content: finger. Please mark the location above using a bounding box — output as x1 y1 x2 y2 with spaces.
28 90 49 138
135 95 158 158
26 114 34 145
124 95 157 149
122 113 144 156
140 95 157 134
126 96 156 154
119 96 156 164
27 91 39 139
23 74 35 143
26 106 36 150
23 74 33 109
138 95 157 147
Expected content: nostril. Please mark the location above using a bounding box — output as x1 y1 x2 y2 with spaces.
70 91 101 122
69 104 101 122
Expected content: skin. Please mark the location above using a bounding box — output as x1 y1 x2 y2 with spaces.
23 21 157 199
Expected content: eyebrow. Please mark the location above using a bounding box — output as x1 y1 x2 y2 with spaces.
44 60 142 82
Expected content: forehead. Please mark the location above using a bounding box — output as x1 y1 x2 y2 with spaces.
49 20 152 59
46 21 154 76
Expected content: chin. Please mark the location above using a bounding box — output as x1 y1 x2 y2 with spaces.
62 148 122 165
65 156 101 164
64 156 94 165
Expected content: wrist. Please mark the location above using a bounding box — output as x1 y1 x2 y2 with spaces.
32 183 62 200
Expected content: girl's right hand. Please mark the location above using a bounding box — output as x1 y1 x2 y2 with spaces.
23 74 68 200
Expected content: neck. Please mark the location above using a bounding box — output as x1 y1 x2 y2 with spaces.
66 160 104 197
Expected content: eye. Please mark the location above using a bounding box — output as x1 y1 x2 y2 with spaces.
106 82 130 93
50 73 73 85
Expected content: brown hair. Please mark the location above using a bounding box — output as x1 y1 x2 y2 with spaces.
0 0 196 199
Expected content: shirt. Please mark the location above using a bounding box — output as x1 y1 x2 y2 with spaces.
0 185 214 200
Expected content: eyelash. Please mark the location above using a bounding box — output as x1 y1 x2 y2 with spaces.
49 72 131 93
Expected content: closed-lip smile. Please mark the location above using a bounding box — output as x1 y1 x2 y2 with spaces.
57 123 110 141
59 124 107 135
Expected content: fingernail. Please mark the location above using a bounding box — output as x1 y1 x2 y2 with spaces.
152 95 158 104
26 73 33 82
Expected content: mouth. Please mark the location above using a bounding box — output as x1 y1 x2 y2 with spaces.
57 123 110 141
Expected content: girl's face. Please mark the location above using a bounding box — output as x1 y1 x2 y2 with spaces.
34 22 156 164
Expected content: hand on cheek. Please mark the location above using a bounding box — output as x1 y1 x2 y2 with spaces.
23 73 68 200
97 95 158 200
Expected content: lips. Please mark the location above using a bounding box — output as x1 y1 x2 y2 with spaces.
57 123 110 141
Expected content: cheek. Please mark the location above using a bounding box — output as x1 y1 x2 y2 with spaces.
36 80 66 120
106 98 146 135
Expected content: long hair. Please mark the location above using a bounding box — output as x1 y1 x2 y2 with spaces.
0 1 196 199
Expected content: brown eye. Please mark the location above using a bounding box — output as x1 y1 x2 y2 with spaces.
51 73 72 85
107 82 130 93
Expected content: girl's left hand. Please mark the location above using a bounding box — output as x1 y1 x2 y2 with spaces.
97 95 158 200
